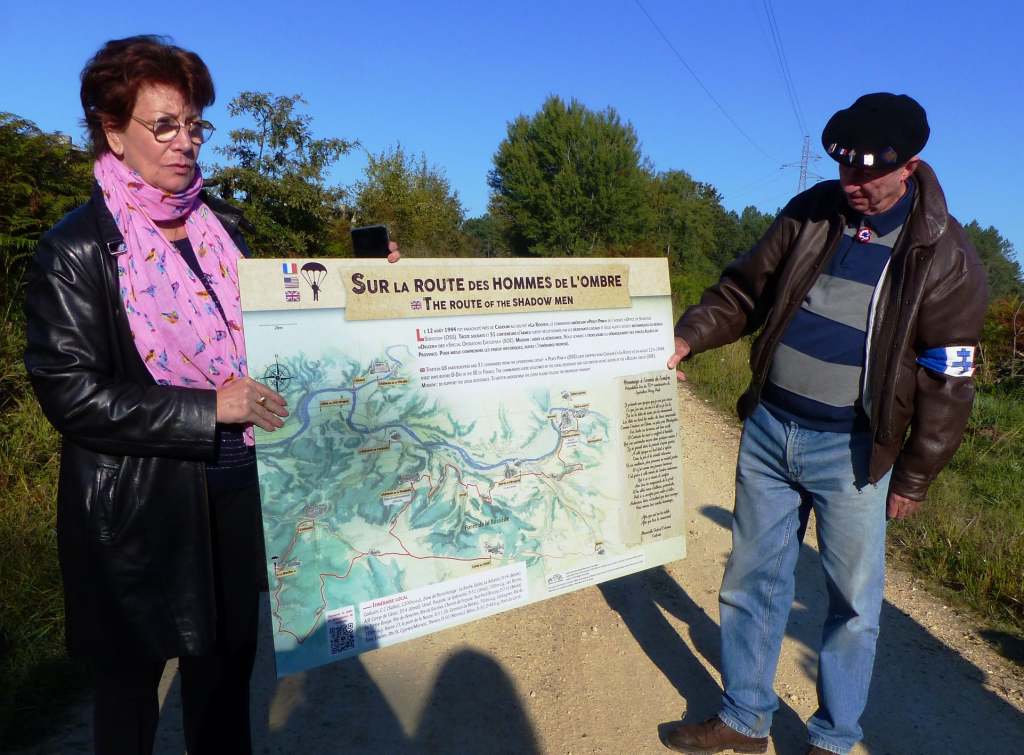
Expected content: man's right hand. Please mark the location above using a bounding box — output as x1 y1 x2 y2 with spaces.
667 337 692 381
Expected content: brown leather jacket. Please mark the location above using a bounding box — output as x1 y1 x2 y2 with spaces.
675 161 987 501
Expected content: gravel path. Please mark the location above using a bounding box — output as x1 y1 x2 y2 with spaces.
20 385 1024 754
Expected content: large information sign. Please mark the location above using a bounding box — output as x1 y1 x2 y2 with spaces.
239 258 686 676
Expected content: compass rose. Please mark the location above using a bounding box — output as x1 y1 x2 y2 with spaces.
262 355 293 393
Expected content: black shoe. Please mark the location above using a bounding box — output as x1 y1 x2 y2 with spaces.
662 716 769 754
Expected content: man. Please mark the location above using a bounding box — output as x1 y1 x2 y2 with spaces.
661 93 987 754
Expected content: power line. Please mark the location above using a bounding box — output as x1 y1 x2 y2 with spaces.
761 0 807 136
729 167 788 199
758 0 821 191
751 187 795 209
797 134 810 191
634 0 776 163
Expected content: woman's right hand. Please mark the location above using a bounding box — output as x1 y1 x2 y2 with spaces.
216 377 289 431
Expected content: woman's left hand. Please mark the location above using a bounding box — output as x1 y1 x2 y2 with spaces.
387 240 401 263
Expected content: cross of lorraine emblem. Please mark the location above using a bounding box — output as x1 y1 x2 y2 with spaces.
953 348 973 374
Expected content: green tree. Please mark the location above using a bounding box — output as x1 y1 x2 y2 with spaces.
487 96 653 257
352 144 467 257
963 221 1023 300
647 169 718 278
462 213 511 258
709 203 776 270
734 205 776 253
207 92 355 257
0 114 92 294
1 113 92 406
979 295 1023 384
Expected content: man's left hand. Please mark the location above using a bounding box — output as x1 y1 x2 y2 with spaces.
387 241 401 263
886 491 922 520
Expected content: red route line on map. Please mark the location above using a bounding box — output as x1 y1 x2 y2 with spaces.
272 485 491 645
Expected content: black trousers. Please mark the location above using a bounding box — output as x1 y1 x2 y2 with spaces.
91 484 265 755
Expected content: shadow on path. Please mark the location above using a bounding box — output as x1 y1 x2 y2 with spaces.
153 597 539 754
417 649 540 754
603 502 1024 754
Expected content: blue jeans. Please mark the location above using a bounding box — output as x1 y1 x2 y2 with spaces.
717 404 890 754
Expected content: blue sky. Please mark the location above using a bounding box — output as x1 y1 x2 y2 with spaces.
3 1 1020 260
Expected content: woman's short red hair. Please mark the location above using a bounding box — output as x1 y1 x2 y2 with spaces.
80 35 215 157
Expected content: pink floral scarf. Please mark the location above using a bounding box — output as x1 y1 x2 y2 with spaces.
94 152 252 441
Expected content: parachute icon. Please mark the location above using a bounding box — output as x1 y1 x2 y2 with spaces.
300 262 327 302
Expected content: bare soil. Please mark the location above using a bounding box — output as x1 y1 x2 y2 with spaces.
19 385 1024 754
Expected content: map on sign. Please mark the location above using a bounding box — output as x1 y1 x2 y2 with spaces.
240 260 686 676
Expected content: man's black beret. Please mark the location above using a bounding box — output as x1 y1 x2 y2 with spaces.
821 92 929 168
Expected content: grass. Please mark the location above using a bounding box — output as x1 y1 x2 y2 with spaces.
0 306 89 750
669 269 756 418
681 340 754 416
888 385 1024 634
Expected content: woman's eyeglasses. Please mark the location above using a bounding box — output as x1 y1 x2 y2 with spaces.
131 115 215 144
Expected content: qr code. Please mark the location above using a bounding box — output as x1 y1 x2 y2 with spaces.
326 607 355 655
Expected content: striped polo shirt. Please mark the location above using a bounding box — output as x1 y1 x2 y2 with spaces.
761 179 916 432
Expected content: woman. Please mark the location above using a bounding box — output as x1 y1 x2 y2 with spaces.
23 36 397 755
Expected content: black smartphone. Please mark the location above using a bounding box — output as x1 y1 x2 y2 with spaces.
351 224 391 258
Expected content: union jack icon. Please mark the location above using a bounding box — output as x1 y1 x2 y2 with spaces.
282 262 301 300
410 300 423 311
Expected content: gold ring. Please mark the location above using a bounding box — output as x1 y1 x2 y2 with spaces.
256 395 267 405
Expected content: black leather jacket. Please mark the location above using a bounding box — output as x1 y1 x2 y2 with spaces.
24 184 253 660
